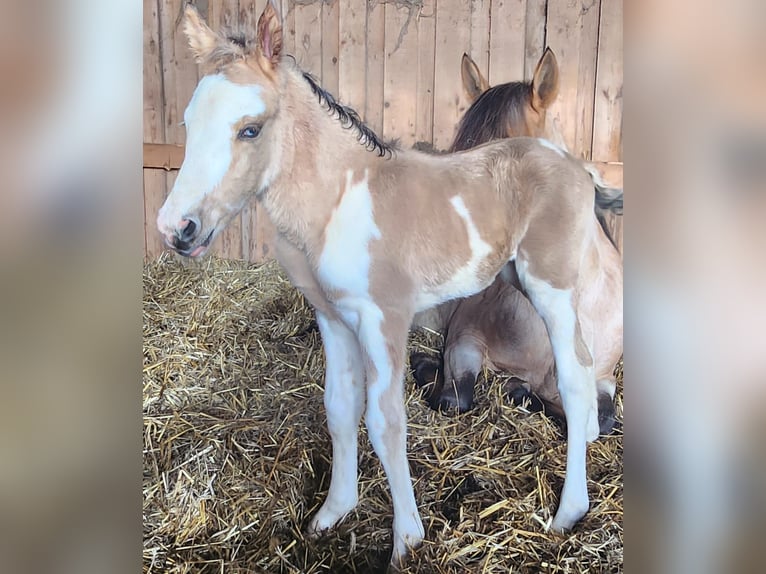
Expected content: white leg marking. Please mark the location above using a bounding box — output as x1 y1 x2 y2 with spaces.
358 310 424 564
516 260 598 531
308 312 366 535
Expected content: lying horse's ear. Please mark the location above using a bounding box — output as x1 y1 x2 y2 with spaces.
461 53 489 103
256 0 283 70
531 47 559 111
183 4 219 64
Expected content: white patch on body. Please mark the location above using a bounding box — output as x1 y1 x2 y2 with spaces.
415 195 493 310
538 137 567 158
515 257 598 531
157 74 266 233
318 170 382 327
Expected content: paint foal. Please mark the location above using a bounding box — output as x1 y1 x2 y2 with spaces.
158 2 616 565
411 51 623 437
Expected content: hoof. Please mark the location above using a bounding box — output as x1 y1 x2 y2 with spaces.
306 498 356 539
597 392 617 435
507 384 546 413
431 389 472 414
551 499 589 532
409 352 441 388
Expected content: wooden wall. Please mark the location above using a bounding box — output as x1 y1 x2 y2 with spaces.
144 0 623 260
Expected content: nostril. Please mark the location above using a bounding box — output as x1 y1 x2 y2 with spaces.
179 218 198 241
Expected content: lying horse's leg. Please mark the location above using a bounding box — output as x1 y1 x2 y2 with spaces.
597 377 618 435
439 337 482 412
409 351 446 404
517 260 599 532
307 312 366 535
359 306 424 565
411 339 481 413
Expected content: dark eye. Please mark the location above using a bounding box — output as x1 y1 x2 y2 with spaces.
238 124 261 140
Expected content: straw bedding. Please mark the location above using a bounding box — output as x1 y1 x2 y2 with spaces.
143 255 623 573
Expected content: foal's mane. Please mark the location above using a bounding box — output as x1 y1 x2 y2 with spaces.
199 23 393 158
301 72 394 157
450 82 533 152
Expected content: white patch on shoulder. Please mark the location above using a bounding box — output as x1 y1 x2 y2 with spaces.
158 74 266 229
538 137 567 158
415 195 493 310
318 170 381 312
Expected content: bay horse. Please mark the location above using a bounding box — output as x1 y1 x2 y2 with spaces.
157 1 620 566
410 51 623 437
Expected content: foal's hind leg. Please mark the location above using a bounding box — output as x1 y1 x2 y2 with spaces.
359 307 424 565
517 261 599 532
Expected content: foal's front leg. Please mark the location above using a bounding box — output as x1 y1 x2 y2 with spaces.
359 307 424 566
307 312 366 535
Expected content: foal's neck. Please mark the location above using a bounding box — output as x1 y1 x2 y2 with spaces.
260 65 388 254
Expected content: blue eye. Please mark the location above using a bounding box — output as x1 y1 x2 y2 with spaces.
238 125 261 139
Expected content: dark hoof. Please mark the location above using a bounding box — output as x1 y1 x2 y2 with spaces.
597 392 617 435
507 385 546 414
432 390 473 414
409 352 441 389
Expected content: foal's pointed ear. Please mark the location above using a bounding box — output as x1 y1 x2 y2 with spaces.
183 4 219 64
531 48 560 111
461 53 489 103
256 0 283 69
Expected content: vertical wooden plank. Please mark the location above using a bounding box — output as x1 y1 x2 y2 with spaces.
545 0 601 158
365 0 386 135
294 0 323 77
524 0 547 78
433 0 471 149
209 0 244 260
338 0 367 112
592 0 623 254
280 0 297 57
144 0 166 259
322 0 340 95
159 0 200 257
469 0 491 79
592 0 622 162
144 171 168 259
383 2 418 145
488 0 526 86
415 0 436 146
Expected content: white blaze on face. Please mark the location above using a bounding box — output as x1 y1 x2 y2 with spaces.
156 74 265 235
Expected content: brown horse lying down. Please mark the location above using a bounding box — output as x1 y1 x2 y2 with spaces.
158 2 622 565
411 50 623 436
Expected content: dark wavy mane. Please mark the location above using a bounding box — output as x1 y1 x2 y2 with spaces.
450 82 533 152
301 72 394 157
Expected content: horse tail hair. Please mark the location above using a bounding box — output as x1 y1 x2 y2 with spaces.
582 161 623 215
582 162 623 248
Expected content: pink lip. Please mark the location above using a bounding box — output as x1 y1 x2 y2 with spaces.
190 245 207 257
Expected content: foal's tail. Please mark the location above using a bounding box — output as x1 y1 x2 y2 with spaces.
582 161 623 248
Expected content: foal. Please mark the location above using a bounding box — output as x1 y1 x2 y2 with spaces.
411 51 623 436
158 1 618 565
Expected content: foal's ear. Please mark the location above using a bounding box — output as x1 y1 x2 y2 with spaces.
256 0 283 70
461 53 489 103
531 48 560 111
183 4 219 64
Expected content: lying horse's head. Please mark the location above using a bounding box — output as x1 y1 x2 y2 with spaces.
454 48 561 152
157 2 283 257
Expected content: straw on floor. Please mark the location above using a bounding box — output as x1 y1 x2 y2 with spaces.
143 255 623 573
